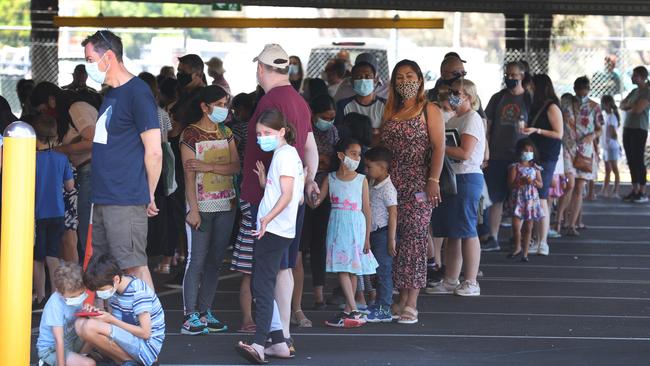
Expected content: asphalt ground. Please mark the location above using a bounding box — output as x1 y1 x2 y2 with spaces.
30 189 650 366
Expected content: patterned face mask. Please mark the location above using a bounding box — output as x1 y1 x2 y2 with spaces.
395 80 420 100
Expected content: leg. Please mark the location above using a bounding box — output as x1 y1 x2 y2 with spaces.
239 275 254 327
612 161 621 196
521 221 534 257
622 128 639 193
182 219 211 315
433 237 444 268
602 163 611 196
460 237 481 282
74 318 134 364
536 199 550 245
338 272 356 313
569 179 587 229
45 256 60 293
635 130 648 193
124 266 154 291
488 202 504 239
197 210 236 312
556 174 575 231
291 252 309 322
370 231 393 307
76 165 92 263
511 217 523 255
443 238 462 282
66 352 96 366
405 288 420 311
274 268 294 338
33 260 46 302
62 230 79 264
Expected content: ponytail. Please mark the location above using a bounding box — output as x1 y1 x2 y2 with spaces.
257 109 296 145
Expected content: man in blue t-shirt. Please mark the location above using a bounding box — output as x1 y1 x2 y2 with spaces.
82 30 162 290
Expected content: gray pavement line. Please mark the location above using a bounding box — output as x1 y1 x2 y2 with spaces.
537 240 650 245
480 276 650 284
567 225 650 230
478 294 650 301
161 332 650 341
485 252 650 258
480 263 650 271
582 212 650 216
150 309 650 319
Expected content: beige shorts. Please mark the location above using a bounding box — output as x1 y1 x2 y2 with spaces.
92 205 148 269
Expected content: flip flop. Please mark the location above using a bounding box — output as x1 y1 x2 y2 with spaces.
236 342 268 364
238 323 256 333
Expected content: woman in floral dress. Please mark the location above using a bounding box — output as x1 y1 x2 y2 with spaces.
381 60 445 324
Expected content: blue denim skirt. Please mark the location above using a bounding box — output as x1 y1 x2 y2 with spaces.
431 173 484 239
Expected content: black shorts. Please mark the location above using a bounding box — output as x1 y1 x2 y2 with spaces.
34 217 65 261
280 203 306 270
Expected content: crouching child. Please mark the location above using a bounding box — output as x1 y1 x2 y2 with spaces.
76 254 165 366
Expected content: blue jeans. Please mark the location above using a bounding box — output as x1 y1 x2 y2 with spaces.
370 228 393 307
76 163 92 260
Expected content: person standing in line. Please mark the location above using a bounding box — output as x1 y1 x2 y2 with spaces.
599 95 622 198
381 59 445 324
288 56 304 92
620 66 650 203
82 30 162 290
206 57 231 95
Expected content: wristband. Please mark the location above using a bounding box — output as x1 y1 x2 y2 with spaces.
428 177 440 183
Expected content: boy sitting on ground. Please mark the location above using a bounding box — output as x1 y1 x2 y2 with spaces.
37 261 95 366
76 254 165 366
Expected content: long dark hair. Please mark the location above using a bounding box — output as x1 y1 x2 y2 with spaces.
257 109 296 145
600 95 620 123
384 59 426 121
531 74 559 110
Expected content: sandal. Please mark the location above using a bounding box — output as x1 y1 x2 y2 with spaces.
236 342 267 364
153 264 170 275
398 306 419 324
238 323 256 333
391 303 402 320
290 310 312 328
566 227 580 237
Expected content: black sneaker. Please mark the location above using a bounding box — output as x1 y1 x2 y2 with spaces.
200 310 228 333
324 312 364 328
623 192 637 202
481 236 501 252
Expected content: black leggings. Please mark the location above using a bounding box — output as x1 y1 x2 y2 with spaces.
623 128 648 187
301 198 330 288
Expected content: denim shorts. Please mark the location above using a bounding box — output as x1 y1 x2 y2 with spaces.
280 203 305 270
431 173 484 239
110 324 144 361
538 159 558 199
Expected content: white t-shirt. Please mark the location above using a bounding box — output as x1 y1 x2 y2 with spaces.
604 112 620 150
446 110 486 175
257 144 304 239
369 176 398 231
340 97 386 129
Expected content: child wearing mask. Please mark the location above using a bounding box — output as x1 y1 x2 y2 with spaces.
36 262 94 366
77 254 165 366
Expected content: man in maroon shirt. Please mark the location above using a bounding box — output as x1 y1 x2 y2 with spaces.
234 44 318 353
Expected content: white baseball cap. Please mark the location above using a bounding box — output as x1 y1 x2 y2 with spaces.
253 44 290 68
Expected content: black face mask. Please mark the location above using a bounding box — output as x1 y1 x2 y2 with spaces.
177 72 192 88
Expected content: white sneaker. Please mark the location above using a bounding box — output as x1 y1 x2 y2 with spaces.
529 240 540 254
425 280 460 295
454 281 481 297
538 241 550 256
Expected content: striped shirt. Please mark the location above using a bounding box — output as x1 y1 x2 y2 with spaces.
109 276 165 365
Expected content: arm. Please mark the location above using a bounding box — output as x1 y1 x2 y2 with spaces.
256 175 295 239
304 132 320 200
53 326 66 366
534 169 543 189
630 98 650 114
445 134 478 161
608 124 618 140
181 144 200 230
361 178 371 254
141 129 163 217
425 103 445 203
387 205 397 257
534 104 563 140
64 179 75 192
308 175 329 209
101 311 152 340
54 126 95 156
507 165 518 189
186 139 241 175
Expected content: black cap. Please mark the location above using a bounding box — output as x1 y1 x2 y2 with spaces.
178 54 205 72
444 52 466 63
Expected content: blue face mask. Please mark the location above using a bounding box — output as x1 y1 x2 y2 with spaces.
521 151 534 162
353 79 375 97
504 78 519 89
85 53 109 84
288 64 300 75
208 105 228 124
448 94 462 110
580 95 590 104
315 118 334 131
257 135 279 152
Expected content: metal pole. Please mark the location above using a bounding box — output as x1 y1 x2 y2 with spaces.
0 121 36 366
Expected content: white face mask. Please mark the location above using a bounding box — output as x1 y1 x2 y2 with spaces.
343 156 360 171
85 53 109 84
96 285 117 300
64 292 88 307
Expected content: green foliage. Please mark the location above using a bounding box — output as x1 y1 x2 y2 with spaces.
0 0 31 47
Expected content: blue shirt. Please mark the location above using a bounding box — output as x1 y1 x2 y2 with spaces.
91 77 159 205
36 150 73 219
36 292 81 353
109 276 165 365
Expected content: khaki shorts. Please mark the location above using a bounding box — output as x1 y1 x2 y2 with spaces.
92 205 148 269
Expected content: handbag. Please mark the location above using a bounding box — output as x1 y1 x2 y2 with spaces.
569 102 593 173
423 106 457 196
161 141 178 196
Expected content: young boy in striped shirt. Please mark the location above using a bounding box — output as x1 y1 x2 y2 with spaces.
76 254 165 366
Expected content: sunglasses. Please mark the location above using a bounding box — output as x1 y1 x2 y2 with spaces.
97 30 112 50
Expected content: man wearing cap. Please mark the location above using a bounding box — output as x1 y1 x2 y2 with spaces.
234 44 318 360
334 52 388 102
206 56 231 95
335 54 387 140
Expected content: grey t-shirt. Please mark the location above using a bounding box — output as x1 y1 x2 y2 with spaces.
623 87 650 130
485 90 530 161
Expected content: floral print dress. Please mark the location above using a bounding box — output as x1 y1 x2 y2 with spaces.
561 99 603 180
381 113 433 289
510 163 544 221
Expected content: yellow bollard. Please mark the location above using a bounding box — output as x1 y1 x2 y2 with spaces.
0 121 36 366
